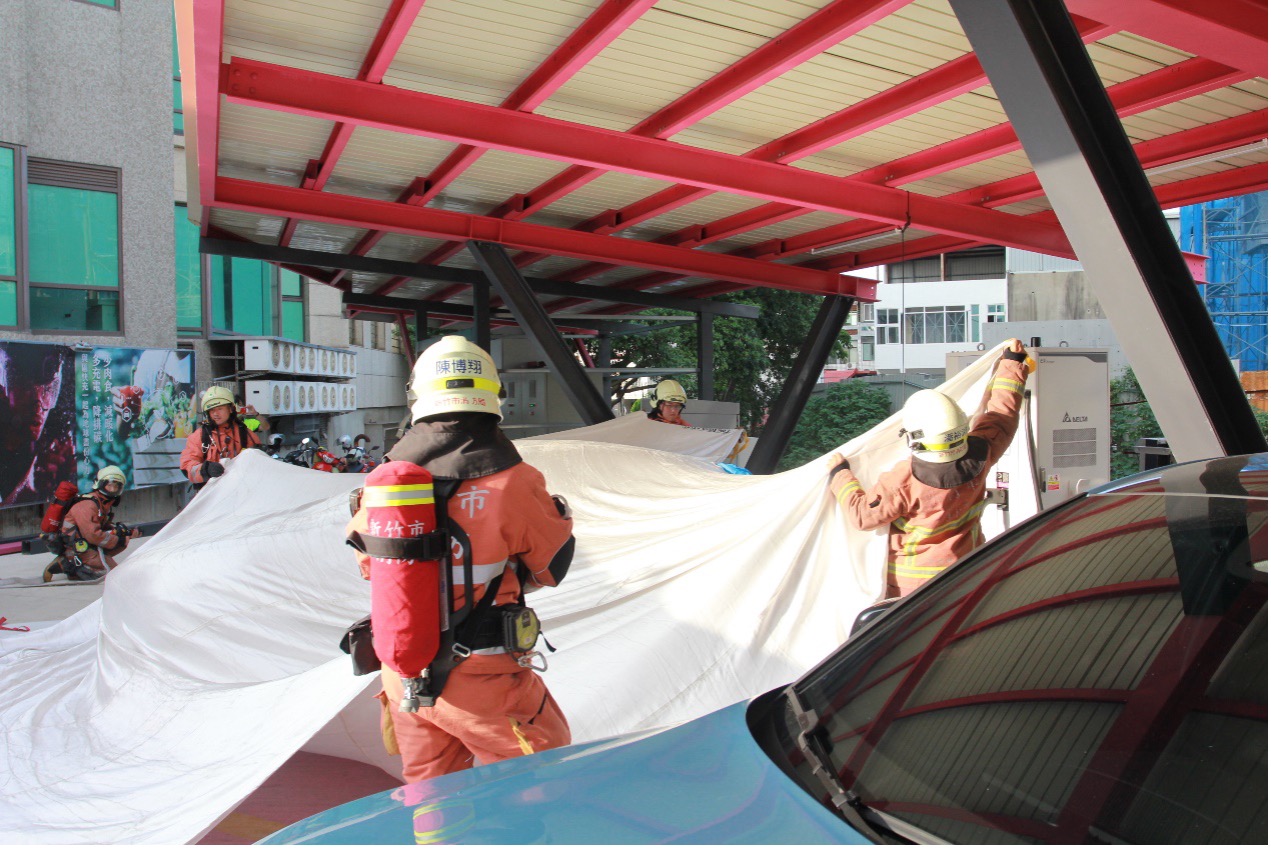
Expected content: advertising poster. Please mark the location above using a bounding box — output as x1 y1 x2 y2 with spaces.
0 341 78 508
75 347 198 492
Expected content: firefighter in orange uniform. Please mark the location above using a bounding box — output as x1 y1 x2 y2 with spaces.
828 338 1030 598
646 379 691 426
44 465 141 582
180 386 260 487
348 336 575 782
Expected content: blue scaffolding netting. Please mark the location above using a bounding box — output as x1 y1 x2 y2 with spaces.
1180 192 1269 372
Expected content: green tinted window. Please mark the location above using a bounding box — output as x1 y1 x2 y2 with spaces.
0 147 14 277
29 184 119 288
280 269 302 297
173 206 201 329
281 300 305 341
30 286 119 331
210 254 227 330
84 0 117 7
0 281 15 326
231 257 273 336
172 79 184 135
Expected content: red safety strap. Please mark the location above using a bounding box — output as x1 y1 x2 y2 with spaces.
0 617 31 632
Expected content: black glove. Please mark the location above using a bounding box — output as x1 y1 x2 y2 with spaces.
200 461 225 479
830 458 851 476
551 495 571 519
1002 349 1027 362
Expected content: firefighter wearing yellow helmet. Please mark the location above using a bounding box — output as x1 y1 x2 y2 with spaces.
827 339 1031 598
347 335 575 781
43 465 142 582
647 379 690 427
179 385 261 487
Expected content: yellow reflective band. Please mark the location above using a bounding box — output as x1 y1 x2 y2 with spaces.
893 499 988 569
368 484 435 493
835 480 862 504
363 495 435 507
991 377 1025 395
919 437 967 451
427 376 500 394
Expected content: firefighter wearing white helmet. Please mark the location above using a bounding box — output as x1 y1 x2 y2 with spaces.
828 339 1031 598
647 378 690 427
179 385 261 487
349 335 575 781
43 465 142 582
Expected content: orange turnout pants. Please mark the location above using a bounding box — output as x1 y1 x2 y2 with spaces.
380 653 571 783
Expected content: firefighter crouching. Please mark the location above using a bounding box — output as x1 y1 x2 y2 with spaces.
347 336 575 782
828 338 1031 598
180 386 260 487
43 466 141 582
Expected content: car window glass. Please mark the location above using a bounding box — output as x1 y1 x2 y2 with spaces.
767 481 1266 845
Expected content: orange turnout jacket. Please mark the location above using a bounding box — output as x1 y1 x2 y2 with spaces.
831 356 1028 597
62 491 128 571
347 460 574 781
180 420 260 484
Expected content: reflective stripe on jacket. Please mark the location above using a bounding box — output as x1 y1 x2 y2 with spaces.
180 422 260 484
831 357 1028 596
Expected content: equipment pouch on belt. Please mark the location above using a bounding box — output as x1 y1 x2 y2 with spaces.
339 616 380 676
499 604 541 653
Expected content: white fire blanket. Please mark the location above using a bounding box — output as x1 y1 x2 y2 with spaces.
525 413 746 463
0 344 1033 843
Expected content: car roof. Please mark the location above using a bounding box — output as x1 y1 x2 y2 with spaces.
1087 453 1267 500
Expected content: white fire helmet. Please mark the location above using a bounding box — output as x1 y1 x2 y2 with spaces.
410 336 502 422
901 390 970 464
654 379 687 407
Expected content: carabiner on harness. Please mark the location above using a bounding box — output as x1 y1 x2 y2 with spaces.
516 650 548 672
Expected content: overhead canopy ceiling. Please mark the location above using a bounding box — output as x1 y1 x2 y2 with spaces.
175 0 1268 319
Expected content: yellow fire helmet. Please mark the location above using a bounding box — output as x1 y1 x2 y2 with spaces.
901 389 970 464
200 385 236 413
654 379 687 407
95 465 126 491
410 335 502 421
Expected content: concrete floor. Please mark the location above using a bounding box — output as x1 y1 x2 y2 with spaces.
0 545 402 843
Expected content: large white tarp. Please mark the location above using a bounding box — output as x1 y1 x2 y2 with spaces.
0 344 1031 844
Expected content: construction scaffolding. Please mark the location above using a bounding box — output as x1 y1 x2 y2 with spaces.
1180 192 1269 372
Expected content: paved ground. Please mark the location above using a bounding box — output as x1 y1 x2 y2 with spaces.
1 543 403 841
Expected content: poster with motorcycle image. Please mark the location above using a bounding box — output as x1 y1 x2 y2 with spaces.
75 347 198 492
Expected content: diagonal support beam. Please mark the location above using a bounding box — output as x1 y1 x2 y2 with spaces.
950 0 1265 460
467 241 614 425
747 295 854 474
221 57 1073 258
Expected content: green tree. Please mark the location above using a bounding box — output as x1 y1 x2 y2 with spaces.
589 290 849 434
778 379 892 471
1110 368 1164 480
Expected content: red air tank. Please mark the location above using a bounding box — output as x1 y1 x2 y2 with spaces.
362 462 445 678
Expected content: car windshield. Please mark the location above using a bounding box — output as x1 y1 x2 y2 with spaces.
752 457 1267 844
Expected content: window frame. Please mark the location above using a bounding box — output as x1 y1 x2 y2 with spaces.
0 142 24 329
22 155 125 337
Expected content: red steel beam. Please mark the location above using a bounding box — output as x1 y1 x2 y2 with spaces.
182 0 226 234
501 18 1115 272
278 0 427 247
212 177 868 297
328 0 659 287
221 58 1074 257
409 0 917 275
1066 0 1268 79
528 44 1244 298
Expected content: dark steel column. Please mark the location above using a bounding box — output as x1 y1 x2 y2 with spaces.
951 0 1265 459
747 295 853 474
697 313 715 401
467 241 613 424
470 278 491 353
598 334 613 406
414 308 428 358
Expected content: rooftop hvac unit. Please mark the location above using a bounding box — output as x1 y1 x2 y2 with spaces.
347 385 357 411
292 381 310 413
244 380 294 415
279 342 293 372
346 351 358 377
322 383 338 412
339 385 351 410
317 348 328 376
